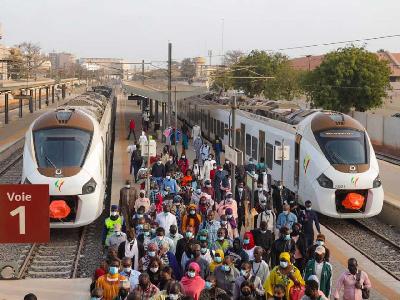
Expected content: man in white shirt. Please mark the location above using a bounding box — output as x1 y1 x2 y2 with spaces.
156 203 177 231
167 224 183 254
150 227 175 251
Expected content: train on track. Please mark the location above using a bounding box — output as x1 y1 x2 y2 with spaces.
21 86 114 228
181 97 384 218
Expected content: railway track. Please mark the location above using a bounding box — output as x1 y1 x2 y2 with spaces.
376 152 400 166
18 227 87 279
322 217 400 281
0 151 23 182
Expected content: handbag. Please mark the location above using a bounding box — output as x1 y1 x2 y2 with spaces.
356 270 370 299
289 284 305 300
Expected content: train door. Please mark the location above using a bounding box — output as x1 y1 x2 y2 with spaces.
259 130 265 163
294 134 302 187
240 123 246 153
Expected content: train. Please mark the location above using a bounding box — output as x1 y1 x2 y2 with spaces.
180 97 384 218
21 86 114 228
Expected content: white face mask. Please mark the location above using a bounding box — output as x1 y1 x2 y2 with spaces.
150 267 159 273
166 176 171 180
238 188 243 192
125 185 131 189
123 267 132 273
111 211 118 216
280 261 288 268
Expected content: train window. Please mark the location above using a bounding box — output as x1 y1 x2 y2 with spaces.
224 123 228 136
214 119 217 135
216 121 220 137
252 136 258 160
205 112 208 130
246 134 252 156
274 140 281 165
266 143 274 170
235 131 240 149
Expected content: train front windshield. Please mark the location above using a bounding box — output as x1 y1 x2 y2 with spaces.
315 129 368 165
33 128 92 168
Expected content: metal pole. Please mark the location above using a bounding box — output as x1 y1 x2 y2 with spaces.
231 95 237 195
167 42 172 127
34 89 37 110
51 86 55 103
19 99 23 118
4 93 9 124
142 60 145 85
280 138 284 200
46 87 49 106
38 88 42 109
174 86 178 154
29 90 33 113
147 138 151 197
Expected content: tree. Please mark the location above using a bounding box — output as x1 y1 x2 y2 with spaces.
303 46 391 112
210 67 234 94
8 42 46 80
224 50 244 66
7 47 24 79
180 58 196 80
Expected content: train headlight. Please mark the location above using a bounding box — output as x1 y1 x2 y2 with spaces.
82 177 97 194
373 175 382 188
317 173 333 189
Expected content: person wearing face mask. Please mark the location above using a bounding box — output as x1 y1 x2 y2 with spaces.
213 136 223 165
199 240 213 264
137 223 151 247
152 159 166 187
251 221 273 263
218 213 238 240
147 257 163 286
235 181 250 234
225 238 249 270
201 153 216 181
198 210 221 245
256 201 276 235
212 228 232 252
180 262 205 300
304 247 332 298
117 229 144 270
290 223 307 274
119 179 137 229
276 203 298 232
251 247 270 285
191 188 202 205
298 200 321 250
242 232 256 261
107 223 127 250
175 226 195 265
135 190 151 213
216 192 238 221
165 155 179 174
199 274 227 300
181 169 193 187
209 163 218 182
115 279 131 300
171 196 186 233
134 273 160 300
150 227 175 251
233 262 264 300
202 179 215 200
200 141 211 165
139 242 159 272
306 234 330 263
120 257 141 292
96 259 127 300
191 158 202 182
333 258 371 300
212 166 226 203
270 227 296 268
263 252 305 300
214 256 240 297
210 248 225 273
167 224 183 254
254 184 270 227
162 173 179 195
184 242 210 279
181 204 202 234
158 241 183 280
156 203 178 232
178 153 189 174
103 205 124 246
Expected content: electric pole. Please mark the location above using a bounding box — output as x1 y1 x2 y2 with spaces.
142 59 145 85
167 42 172 127
231 95 237 195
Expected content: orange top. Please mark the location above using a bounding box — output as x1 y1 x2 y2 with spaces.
96 274 126 300
181 175 193 187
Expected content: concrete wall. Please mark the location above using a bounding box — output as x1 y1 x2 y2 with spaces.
352 111 400 154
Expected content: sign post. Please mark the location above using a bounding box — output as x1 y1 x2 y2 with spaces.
141 139 157 197
0 185 50 243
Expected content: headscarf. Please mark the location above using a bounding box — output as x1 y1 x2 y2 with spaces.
180 262 205 300
225 207 237 229
279 251 291 264
242 231 255 250
209 249 225 272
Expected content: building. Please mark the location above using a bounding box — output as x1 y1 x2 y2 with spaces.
0 23 8 81
49 52 76 70
79 57 125 78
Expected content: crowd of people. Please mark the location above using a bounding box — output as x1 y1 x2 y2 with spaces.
89 114 373 300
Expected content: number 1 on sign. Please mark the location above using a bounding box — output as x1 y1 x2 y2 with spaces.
10 206 26 234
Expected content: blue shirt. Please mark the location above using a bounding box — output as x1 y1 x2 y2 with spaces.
199 220 221 245
276 212 298 231
162 178 178 194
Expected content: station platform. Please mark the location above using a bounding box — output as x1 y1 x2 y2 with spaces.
0 88 399 299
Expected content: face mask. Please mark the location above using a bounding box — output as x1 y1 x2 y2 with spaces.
182 156 185 159
222 265 230 272
261 230 267 234
137 214 143 219
218 236 224 241
111 211 118 217
213 166 217 169
280 261 288 268
283 211 289 215
257 187 263 191
316 240 324 246
265 210 271 215
284 234 291 241
150 228 156 234
214 256 222 263
208 157 212 161
199 236 207 241
123 267 132 273
90 297 101 300
126 185 131 189
168 295 179 300
227 214 233 219
187 271 196 278
157 235 164 240
238 188 243 192
190 210 196 215
185 232 193 239
143 231 150 237
200 248 207 254
148 251 156 257
306 206 312 210
206 184 211 187
109 266 119 275
221 221 227 226
115 231 122 236
166 176 171 180
240 269 249 277
205 281 213 290
150 267 159 273
243 238 250 245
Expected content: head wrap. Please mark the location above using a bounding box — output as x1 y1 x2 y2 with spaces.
242 231 255 250
279 252 291 263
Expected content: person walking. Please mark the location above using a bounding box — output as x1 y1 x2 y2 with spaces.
235 181 250 234
119 180 137 229
127 118 137 141
96 259 127 300
299 200 321 250
333 258 371 300
276 203 298 232
213 136 223 166
180 262 205 300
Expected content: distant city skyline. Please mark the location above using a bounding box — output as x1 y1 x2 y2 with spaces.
1 0 400 63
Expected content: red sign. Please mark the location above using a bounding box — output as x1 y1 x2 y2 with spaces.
0 185 50 243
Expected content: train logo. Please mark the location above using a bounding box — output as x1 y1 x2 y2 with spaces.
351 176 359 187
54 179 65 192
303 154 311 174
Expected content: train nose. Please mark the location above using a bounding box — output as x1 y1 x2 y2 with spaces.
341 192 365 210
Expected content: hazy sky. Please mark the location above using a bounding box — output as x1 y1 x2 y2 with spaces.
1 0 399 64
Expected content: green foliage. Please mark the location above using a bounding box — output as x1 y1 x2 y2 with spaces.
303 46 391 112
180 58 196 80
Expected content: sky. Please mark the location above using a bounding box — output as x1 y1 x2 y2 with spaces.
0 0 400 64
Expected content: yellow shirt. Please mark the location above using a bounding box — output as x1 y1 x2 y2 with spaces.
263 265 305 300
